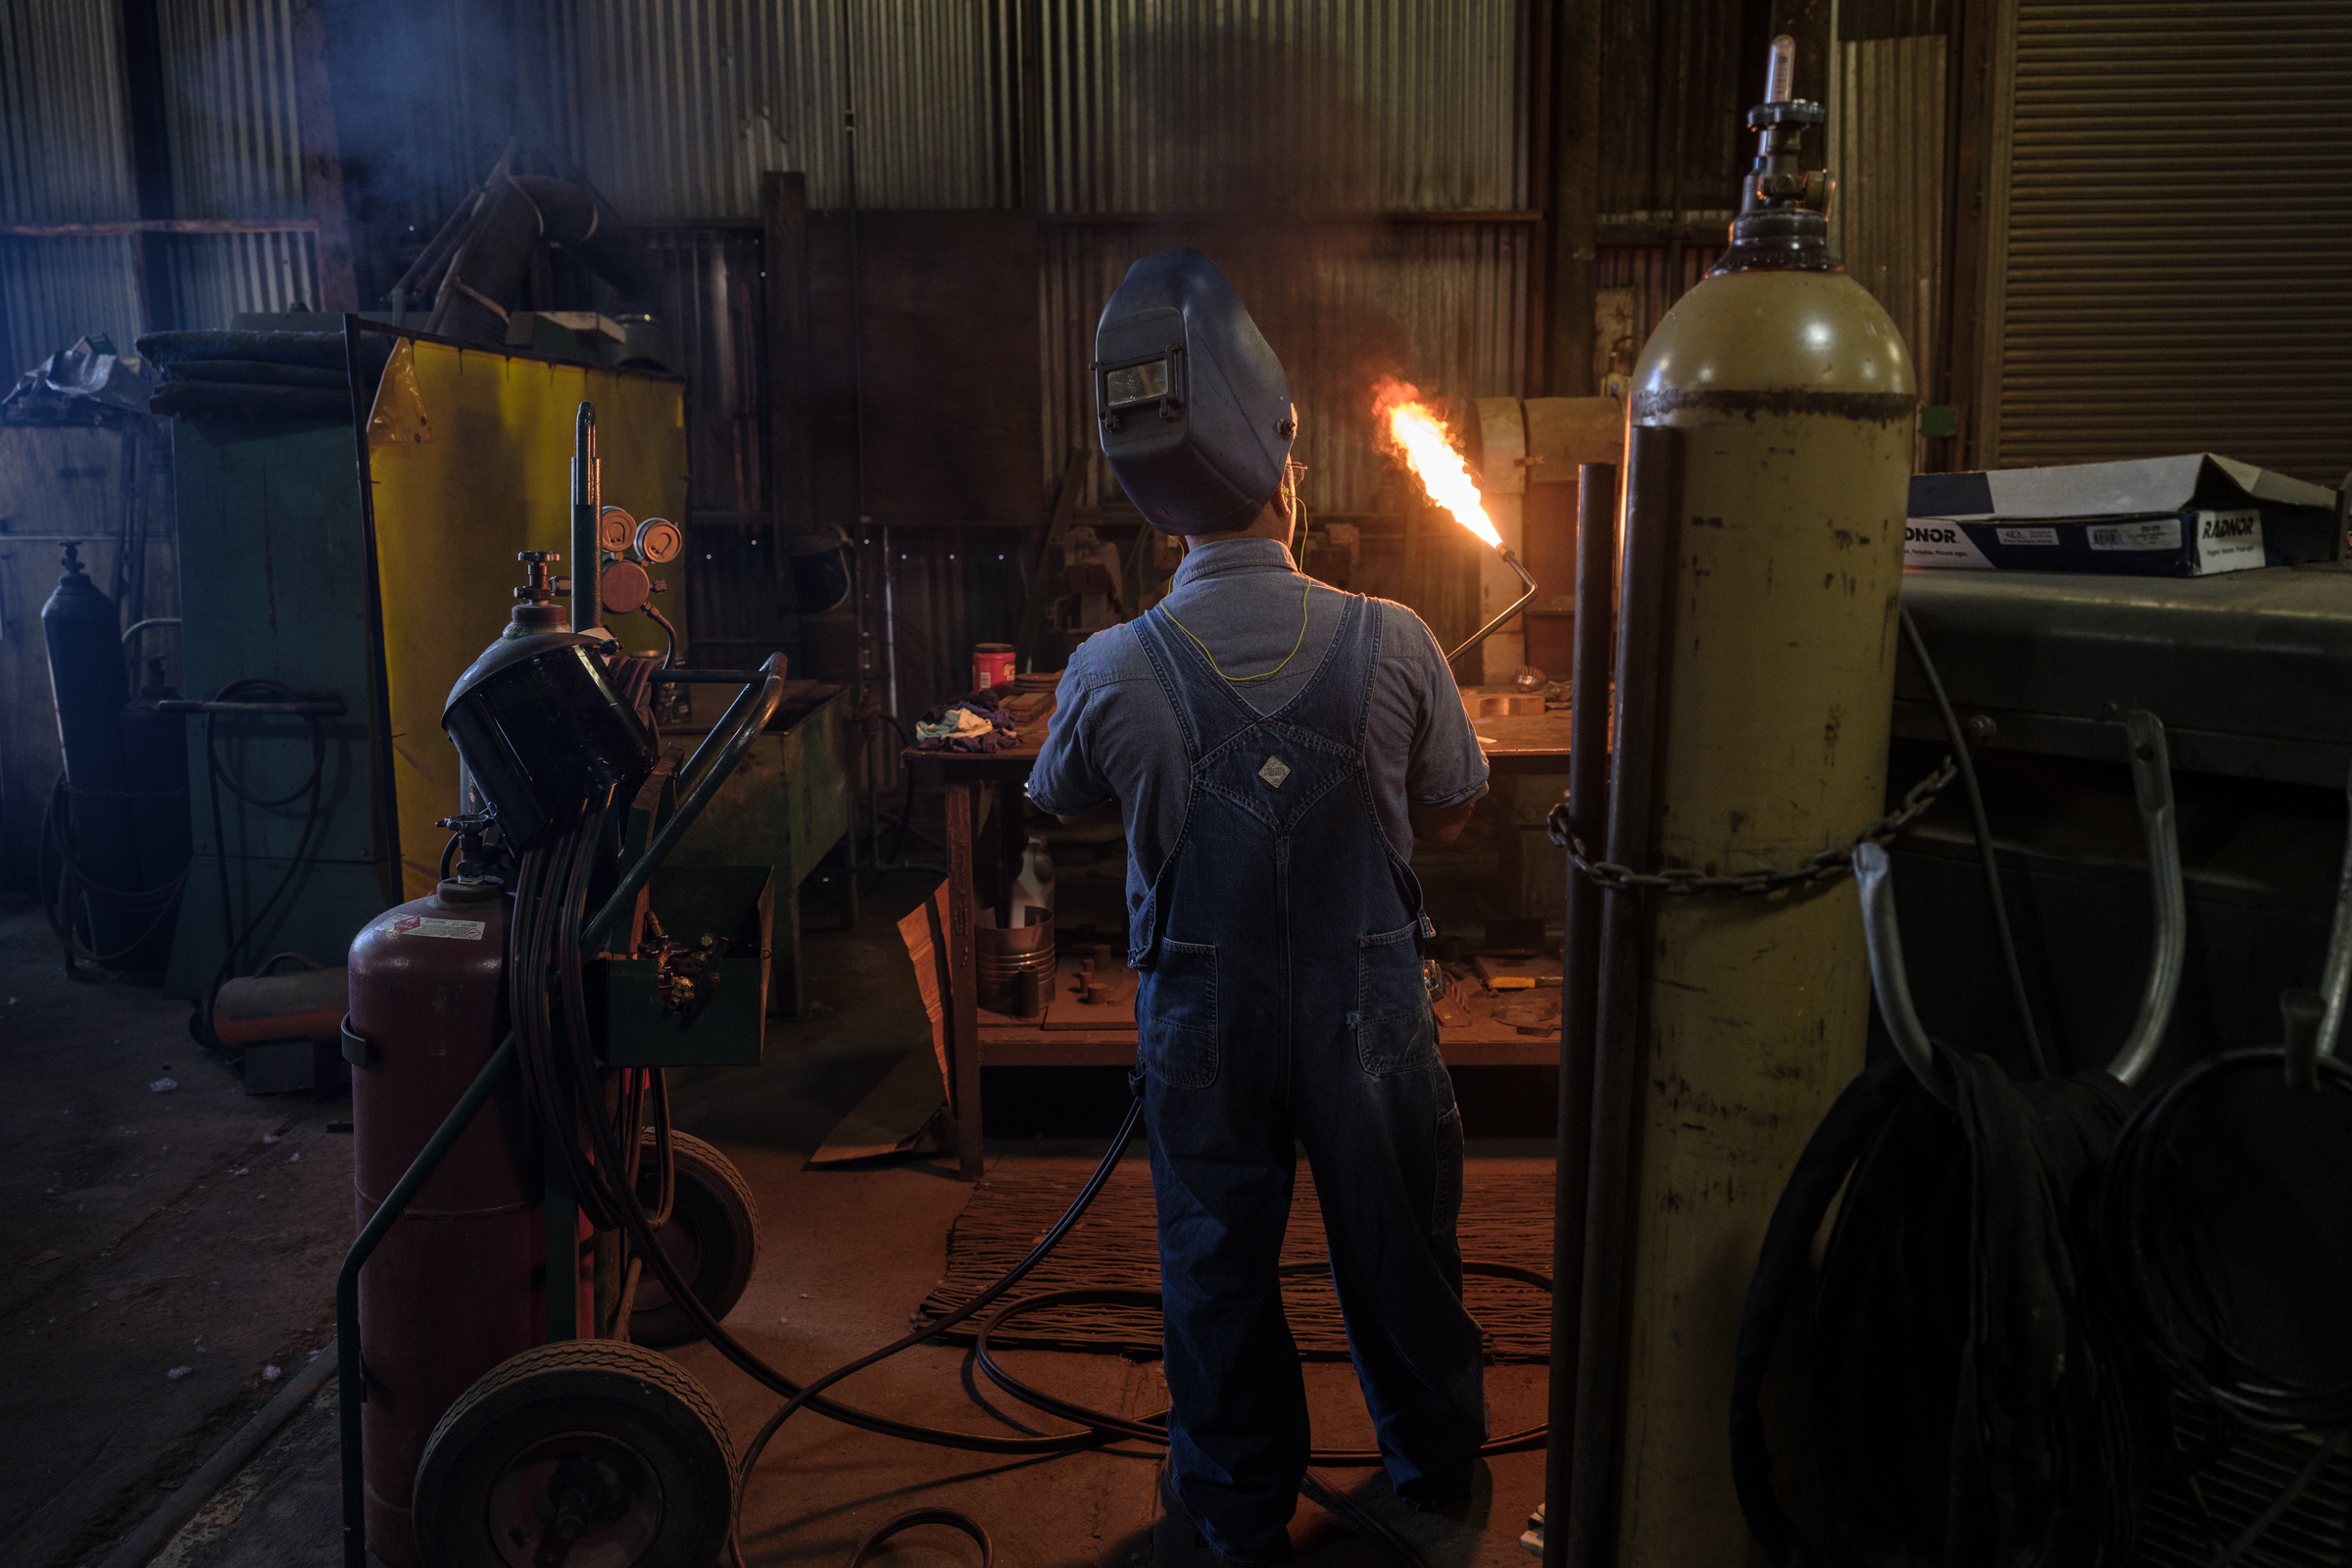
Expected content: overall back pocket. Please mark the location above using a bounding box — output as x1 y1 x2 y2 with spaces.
1351 921 1436 1077
1136 939 1219 1089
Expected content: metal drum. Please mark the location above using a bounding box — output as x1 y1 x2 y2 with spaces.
976 916 1055 1016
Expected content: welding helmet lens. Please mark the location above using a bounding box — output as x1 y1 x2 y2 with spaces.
1095 249 1294 536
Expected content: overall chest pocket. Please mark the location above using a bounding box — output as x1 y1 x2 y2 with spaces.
1351 921 1436 1077
1136 940 1219 1089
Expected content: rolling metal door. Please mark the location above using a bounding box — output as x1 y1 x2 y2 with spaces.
1981 0 2352 482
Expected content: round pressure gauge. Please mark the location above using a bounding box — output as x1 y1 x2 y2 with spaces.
634 515 684 565
600 558 654 617
598 505 636 556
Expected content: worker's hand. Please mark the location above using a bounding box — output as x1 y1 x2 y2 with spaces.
1409 798 1477 849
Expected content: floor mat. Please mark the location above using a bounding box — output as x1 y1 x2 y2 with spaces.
918 1163 1554 1361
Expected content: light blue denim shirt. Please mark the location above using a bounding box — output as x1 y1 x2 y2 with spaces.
1026 536 1489 924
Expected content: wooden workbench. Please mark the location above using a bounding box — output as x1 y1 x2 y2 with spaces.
906 691 1573 1178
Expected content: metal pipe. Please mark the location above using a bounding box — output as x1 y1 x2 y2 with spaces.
582 656 786 954
121 615 179 647
647 667 770 685
1854 842 1953 1106
1564 426 1678 1568
1445 545 1542 668
2311 763 2352 1060
338 1035 517 1568
2108 710 2185 1086
571 404 599 635
1543 463 1619 1568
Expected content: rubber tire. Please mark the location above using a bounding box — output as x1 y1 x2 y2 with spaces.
412 1339 736 1568
630 1129 759 1348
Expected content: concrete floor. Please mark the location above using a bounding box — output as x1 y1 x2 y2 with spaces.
0 843 1556 1568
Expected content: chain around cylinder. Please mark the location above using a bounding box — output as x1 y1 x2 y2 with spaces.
1544 755 1959 898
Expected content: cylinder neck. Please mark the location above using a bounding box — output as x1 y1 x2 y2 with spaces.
1714 37 1835 275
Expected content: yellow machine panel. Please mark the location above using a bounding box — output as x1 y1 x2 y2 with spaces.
366 337 688 897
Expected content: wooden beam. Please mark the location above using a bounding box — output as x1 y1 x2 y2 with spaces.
1939 0 1998 470
289 2 357 311
762 172 813 586
1544 0 1600 394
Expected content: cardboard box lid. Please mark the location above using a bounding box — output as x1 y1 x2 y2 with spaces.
1911 454 2338 522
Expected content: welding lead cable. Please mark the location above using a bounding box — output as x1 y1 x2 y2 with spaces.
540 813 1130 1454
519 806 1550 1564
962 1267 1554 1460
1899 606 2050 1077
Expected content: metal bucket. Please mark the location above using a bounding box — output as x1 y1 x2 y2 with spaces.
977 914 1055 1015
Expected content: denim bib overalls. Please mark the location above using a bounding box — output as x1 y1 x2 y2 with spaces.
1128 592 1488 1562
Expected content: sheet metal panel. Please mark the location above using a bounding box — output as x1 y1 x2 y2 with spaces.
1037 0 1527 215
0 0 142 366
1826 25 1945 394
1984 0 2352 481
1044 218 1529 512
547 0 1019 220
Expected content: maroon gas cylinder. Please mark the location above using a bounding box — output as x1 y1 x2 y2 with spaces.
349 873 544 1568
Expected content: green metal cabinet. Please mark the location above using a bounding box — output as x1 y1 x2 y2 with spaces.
164 416 395 997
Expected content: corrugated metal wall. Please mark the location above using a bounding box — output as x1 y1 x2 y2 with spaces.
0 0 143 369
547 0 1021 220
1981 0 2352 480
1034 0 1534 514
1825 4 1946 398
1036 0 1528 214
1042 219 1532 514
156 0 318 321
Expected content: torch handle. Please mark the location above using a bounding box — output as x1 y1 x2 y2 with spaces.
1444 546 1541 669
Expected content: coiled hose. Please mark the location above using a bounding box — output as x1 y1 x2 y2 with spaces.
507 800 1549 1568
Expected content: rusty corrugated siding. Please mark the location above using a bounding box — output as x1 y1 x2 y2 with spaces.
0 0 145 368
1038 0 1527 214
1044 218 1530 513
546 0 1020 221
1984 0 2352 480
1825 14 1945 394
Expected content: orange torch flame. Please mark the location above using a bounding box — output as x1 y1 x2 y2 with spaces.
1371 376 1502 549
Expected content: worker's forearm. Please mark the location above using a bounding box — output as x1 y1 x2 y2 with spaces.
1055 800 1121 828
1409 797 1477 848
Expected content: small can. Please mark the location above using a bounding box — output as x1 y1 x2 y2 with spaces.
972 642 1016 693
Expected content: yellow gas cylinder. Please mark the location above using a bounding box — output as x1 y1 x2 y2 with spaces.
1610 41 1916 1568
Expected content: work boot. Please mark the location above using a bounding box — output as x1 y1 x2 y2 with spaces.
1155 1462 1295 1567
1331 1461 1490 1568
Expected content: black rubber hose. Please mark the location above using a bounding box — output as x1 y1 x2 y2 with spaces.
1899 606 2050 1077
2098 1047 2352 1433
192 679 329 1048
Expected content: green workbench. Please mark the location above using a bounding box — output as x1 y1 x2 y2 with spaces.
666 680 852 1017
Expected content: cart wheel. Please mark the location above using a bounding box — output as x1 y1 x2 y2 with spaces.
413 1340 735 1568
630 1130 759 1348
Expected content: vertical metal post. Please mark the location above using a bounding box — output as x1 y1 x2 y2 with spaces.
946 780 984 1179
1544 461 1619 1568
572 404 599 634
1564 427 1678 1568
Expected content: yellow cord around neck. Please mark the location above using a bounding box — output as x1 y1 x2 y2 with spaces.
1161 580 1312 684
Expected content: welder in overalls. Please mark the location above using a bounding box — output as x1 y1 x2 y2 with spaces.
1026 249 1490 1563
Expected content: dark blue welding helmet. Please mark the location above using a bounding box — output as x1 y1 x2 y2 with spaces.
1094 248 1295 535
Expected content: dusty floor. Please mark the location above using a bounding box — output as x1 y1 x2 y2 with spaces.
0 840 1557 1568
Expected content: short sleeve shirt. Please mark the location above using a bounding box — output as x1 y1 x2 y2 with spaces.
1026 537 1489 922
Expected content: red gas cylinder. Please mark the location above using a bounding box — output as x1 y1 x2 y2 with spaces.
350 872 547 1568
